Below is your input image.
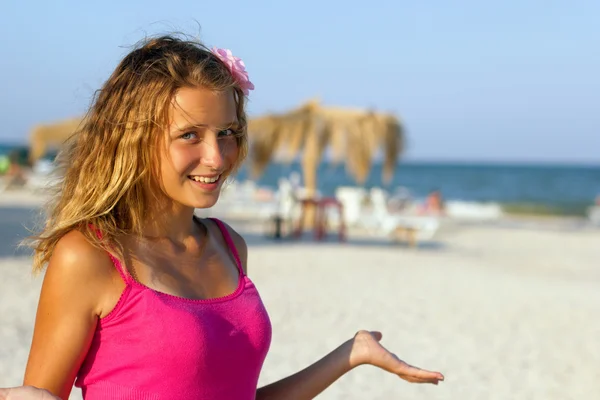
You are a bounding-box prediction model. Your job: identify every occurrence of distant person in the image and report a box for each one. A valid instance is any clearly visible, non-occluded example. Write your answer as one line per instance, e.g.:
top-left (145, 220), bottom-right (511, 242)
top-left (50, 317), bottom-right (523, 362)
top-left (3, 151), bottom-right (27, 189)
top-left (0, 155), bottom-right (9, 174)
top-left (420, 189), bottom-right (445, 216)
top-left (4, 35), bottom-right (443, 399)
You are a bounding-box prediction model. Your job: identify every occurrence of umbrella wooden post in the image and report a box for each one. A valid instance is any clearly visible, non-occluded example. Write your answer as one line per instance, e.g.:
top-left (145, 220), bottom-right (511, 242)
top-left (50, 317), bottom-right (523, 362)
top-left (316, 197), bottom-right (346, 242)
top-left (300, 127), bottom-right (319, 229)
top-left (301, 201), bottom-right (317, 230)
top-left (293, 198), bottom-right (321, 239)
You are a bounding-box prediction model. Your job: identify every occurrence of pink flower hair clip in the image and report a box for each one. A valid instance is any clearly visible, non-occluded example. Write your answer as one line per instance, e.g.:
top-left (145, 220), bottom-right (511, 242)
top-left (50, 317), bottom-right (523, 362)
top-left (211, 47), bottom-right (255, 96)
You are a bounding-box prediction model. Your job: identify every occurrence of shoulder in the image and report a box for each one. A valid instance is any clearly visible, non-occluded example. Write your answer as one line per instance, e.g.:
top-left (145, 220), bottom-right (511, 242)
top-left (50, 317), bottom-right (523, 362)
top-left (50, 230), bottom-right (115, 278)
top-left (45, 230), bottom-right (122, 316)
top-left (218, 220), bottom-right (247, 255)
top-left (205, 218), bottom-right (248, 273)
top-left (52, 230), bottom-right (105, 261)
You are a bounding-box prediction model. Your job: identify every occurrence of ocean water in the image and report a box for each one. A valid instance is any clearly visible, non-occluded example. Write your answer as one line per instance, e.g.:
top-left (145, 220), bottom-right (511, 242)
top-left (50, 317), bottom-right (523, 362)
top-left (2, 144), bottom-right (599, 216)
top-left (234, 161), bottom-right (600, 216)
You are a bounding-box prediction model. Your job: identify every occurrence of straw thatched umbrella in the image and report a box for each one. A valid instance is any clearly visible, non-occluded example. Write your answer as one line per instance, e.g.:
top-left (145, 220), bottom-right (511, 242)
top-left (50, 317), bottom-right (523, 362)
top-left (247, 99), bottom-right (404, 197)
top-left (29, 117), bottom-right (83, 163)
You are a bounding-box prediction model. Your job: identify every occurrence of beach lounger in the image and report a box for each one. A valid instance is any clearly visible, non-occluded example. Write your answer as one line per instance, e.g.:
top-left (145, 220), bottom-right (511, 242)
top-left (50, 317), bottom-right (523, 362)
top-left (368, 188), bottom-right (440, 246)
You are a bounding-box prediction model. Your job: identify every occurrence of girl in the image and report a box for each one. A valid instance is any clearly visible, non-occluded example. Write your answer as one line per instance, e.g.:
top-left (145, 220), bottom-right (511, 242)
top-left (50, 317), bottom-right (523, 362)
top-left (4, 35), bottom-right (443, 400)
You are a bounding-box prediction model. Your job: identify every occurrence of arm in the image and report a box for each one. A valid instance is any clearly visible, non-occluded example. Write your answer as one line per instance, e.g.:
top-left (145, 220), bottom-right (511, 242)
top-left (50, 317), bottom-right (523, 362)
top-left (23, 231), bottom-right (120, 399)
top-left (256, 331), bottom-right (444, 400)
top-left (255, 338), bottom-right (354, 400)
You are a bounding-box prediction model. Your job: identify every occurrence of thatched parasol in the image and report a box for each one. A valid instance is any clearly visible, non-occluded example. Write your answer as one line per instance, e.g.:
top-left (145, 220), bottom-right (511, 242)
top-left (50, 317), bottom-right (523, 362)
top-left (29, 117), bottom-right (83, 163)
top-left (247, 99), bottom-right (405, 196)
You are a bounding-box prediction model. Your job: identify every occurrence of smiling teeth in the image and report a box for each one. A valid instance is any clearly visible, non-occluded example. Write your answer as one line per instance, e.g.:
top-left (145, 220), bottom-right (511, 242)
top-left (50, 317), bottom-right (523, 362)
top-left (191, 175), bottom-right (219, 183)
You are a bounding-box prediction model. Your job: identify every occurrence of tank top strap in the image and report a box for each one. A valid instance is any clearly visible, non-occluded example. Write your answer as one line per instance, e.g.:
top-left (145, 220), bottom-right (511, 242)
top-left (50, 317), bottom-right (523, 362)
top-left (105, 253), bottom-right (134, 284)
top-left (89, 224), bottom-right (134, 284)
top-left (208, 217), bottom-right (244, 276)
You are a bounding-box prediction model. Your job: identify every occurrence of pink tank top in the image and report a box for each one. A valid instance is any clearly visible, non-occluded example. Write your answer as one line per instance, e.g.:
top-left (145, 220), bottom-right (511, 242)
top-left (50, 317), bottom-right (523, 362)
top-left (75, 218), bottom-right (272, 399)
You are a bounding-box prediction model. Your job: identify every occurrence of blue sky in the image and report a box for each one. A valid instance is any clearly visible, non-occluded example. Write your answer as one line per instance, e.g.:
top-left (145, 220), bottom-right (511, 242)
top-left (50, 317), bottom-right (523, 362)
top-left (1, 0), bottom-right (598, 163)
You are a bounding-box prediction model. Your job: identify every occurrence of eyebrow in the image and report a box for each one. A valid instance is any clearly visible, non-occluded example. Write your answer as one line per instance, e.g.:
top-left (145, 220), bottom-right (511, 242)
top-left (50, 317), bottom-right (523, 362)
top-left (172, 121), bottom-right (240, 133)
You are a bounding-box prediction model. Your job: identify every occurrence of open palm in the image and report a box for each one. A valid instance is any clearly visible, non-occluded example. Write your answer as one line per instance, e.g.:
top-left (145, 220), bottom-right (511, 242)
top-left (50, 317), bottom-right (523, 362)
top-left (351, 330), bottom-right (444, 384)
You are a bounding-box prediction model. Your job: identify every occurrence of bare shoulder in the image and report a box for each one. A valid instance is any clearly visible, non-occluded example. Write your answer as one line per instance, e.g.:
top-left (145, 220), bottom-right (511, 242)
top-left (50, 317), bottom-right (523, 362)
top-left (49, 230), bottom-right (116, 281)
top-left (45, 230), bottom-right (122, 316)
top-left (206, 218), bottom-right (248, 273)
top-left (218, 220), bottom-right (247, 252)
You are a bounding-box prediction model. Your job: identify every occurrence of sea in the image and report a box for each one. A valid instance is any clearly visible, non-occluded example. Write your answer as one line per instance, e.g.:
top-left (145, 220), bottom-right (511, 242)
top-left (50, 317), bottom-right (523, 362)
top-left (2, 143), bottom-right (599, 217)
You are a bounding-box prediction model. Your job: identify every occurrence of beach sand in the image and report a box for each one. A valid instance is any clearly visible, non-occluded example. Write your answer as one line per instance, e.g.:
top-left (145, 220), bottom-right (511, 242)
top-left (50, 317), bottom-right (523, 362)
top-left (0, 204), bottom-right (599, 399)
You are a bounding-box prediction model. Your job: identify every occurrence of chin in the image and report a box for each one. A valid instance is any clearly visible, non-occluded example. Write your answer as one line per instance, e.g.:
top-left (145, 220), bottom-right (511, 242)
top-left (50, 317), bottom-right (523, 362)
top-left (189, 192), bottom-right (222, 209)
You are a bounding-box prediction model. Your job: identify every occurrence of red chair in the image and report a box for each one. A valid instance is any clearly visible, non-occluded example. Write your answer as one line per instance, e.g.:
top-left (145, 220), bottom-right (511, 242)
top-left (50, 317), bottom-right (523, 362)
top-left (294, 197), bottom-right (346, 242)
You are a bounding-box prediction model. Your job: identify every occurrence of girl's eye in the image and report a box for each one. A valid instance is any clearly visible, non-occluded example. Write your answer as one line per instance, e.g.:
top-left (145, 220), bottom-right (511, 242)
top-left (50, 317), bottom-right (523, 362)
top-left (181, 132), bottom-right (198, 140)
top-left (218, 129), bottom-right (236, 138)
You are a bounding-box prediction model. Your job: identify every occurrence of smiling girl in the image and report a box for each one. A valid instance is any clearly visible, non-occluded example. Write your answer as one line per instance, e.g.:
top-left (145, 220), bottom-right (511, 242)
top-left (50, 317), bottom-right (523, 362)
top-left (2, 35), bottom-right (443, 400)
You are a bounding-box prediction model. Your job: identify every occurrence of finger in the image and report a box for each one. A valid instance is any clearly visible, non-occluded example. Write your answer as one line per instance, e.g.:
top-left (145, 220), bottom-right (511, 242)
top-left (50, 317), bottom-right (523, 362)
top-left (408, 378), bottom-right (440, 385)
top-left (369, 331), bottom-right (382, 341)
top-left (399, 375), bottom-right (442, 385)
top-left (395, 361), bottom-right (445, 381)
top-left (0, 388), bottom-right (7, 400)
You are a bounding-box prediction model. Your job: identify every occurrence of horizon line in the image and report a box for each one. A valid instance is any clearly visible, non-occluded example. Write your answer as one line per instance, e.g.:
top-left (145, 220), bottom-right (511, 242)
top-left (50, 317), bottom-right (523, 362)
top-left (1, 141), bottom-right (598, 168)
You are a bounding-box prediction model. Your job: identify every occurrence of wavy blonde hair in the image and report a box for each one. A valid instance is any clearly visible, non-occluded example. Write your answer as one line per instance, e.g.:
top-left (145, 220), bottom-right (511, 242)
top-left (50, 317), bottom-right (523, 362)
top-left (27, 34), bottom-right (249, 273)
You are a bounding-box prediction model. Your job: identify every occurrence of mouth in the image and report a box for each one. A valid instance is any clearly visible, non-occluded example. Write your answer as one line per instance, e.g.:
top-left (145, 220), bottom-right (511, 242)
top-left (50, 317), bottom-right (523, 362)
top-left (188, 174), bottom-right (222, 191)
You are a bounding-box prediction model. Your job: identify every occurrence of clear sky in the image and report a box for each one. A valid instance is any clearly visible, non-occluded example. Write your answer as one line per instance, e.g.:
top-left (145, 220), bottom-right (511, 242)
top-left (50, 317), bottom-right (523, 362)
top-left (1, 0), bottom-right (598, 163)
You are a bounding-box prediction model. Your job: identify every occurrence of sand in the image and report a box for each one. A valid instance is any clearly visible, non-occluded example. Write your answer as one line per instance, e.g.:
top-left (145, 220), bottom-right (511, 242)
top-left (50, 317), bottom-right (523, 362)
top-left (0, 205), bottom-right (599, 399)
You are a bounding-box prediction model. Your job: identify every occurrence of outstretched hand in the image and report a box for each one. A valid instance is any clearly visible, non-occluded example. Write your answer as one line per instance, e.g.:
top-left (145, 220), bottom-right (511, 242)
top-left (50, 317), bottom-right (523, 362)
top-left (0, 386), bottom-right (60, 400)
top-left (349, 330), bottom-right (444, 385)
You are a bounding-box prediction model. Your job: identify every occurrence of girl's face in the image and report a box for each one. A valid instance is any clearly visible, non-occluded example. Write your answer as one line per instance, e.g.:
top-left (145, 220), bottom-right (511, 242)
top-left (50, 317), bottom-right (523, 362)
top-left (159, 86), bottom-right (240, 209)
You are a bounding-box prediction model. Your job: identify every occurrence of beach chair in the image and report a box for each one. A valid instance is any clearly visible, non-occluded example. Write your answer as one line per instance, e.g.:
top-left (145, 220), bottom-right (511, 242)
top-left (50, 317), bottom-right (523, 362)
top-left (588, 206), bottom-right (600, 226)
top-left (368, 188), bottom-right (440, 246)
top-left (334, 187), bottom-right (368, 227)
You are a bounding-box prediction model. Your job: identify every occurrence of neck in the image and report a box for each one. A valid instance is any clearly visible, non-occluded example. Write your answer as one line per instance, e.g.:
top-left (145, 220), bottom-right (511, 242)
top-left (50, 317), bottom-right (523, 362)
top-left (142, 200), bottom-right (198, 242)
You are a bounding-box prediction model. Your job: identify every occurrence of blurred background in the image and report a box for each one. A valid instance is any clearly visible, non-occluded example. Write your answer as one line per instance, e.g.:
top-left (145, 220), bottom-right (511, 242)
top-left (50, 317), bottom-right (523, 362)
top-left (1, 1), bottom-right (599, 399)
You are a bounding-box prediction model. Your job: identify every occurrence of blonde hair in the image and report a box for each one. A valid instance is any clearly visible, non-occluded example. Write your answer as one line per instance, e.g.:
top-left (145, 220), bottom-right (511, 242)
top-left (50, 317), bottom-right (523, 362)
top-left (27, 34), bottom-right (249, 273)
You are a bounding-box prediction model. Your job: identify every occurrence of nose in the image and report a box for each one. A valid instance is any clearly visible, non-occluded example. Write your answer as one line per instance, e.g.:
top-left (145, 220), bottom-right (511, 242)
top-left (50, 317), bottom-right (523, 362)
top-left (200, 132), bottom-right (225, 170)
